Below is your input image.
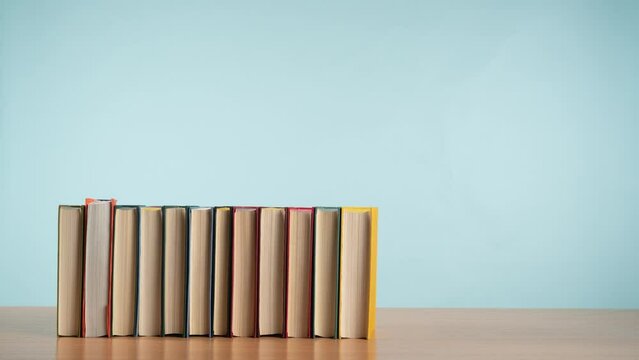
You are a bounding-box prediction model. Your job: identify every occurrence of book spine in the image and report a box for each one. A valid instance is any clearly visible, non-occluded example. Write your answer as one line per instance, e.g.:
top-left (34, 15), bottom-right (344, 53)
top-left (307, 208), bottom-right (315, 338)
top-left (367, 208), bottom-right (378, 339)
top-left (109, 207), bottom-right (117, 338)
top-left (160, 206), bottom-right (167, 337)
top-left (254, 207), bottom-right (260, 338)
top-left (134, 206), bottom-right (142, 337)
top-left (184, 207), bottom-right (191, 338)
top-left (229, 207), bottom-right (236, 337)
top-left (283, 208), bottom-right (290, 338)
top-left (57, 206), bottom-right (61, 336)
top-left (107, 199), bottom-right (116, 338)
top-left (335, 208), bottom-right (342, 339)
top-left (209, 208), bottom-right (215, 338)
top-left (337, 207), bottom-right (343, 339)
top-left (227, 207), bottom-right (234, 337)
top-left (81, 199), bottom-right (92, 338)
top-left (310, 208), bottom-right (317, 339)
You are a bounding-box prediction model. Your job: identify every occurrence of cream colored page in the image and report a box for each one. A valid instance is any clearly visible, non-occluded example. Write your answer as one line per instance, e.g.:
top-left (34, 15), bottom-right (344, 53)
top-left (189, 208), bottom-right (212, 335)
top-left (213, 208), bottom-right (231, 335)
top-left (138, 208), bottom-right (162, 336)
top-left (58, 207), bottom-right (83, 336)
top-left (339, 211), bottom-right (371, 338)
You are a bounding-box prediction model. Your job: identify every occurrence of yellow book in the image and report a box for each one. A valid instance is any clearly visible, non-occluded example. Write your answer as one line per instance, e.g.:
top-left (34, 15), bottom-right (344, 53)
top-left (338, 207), bottom-right (378, 339)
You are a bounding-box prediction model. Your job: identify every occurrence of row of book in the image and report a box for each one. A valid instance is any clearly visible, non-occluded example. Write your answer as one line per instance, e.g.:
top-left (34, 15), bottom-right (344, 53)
top-left (57, 198), bottom-right (378, 339)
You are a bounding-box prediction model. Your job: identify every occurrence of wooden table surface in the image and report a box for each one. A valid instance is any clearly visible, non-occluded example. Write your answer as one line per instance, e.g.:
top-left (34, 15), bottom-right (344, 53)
top-left (0, 308), bottom-right (637, 359)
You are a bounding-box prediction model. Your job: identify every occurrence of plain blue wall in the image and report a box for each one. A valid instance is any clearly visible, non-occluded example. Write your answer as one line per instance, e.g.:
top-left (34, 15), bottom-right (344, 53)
top-left (1, 0), bottom-right (637, 307)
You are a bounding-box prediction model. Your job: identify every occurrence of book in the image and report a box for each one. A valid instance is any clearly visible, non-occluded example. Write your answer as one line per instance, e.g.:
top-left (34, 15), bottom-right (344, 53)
top-left (285, 207), bottom-right (314, 338)
top-left (82, 198), bottom-right (116, 338)
top-left (212, 207), bottom-right (232, 336)
top-left (111, 206), bottom-right (139, 336)
top-left (138, 206), bottom-right (163, 336)
top-left (313, 207), bottom-right (340, 338)
top-left (57, 200), bottom-right (378, 341)
top-left (57, 205), bottom-right (84, 337)
top-left (338, 207), bottom-right (378, 339)
top-left (230, 207), bottom-right (258, 337)
top-left (162, 206), bottom-right (188, 337)
top-left (188, 207), bottom-right (213, 336)
top-left (258, 207), bottom-right (286, 336)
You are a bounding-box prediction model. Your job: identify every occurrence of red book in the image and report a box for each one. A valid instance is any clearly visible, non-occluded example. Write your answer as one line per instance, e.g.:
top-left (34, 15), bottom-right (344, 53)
top-left (284, 207), bottom-right (314, 338)
top-left (81, 198), bottom-right (116, 337)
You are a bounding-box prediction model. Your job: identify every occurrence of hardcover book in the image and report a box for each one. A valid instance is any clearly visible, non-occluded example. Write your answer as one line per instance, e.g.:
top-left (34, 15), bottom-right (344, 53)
top-left (162, 206), bottom-right (188, 337)
top-left (285, 207), bottom-right (314, 338)
top-left (57, 201), bottom-right (378, 341)
top-left (212, 207), bottom-right (232, 336)
top-left (230, 207), bottom-right (258, 337)
top-left (338, 207), bottom-right (378, 339)
top-left (138, 206), bottom-right (163, 336)
top-left (57, 205), bottom-right (84, 337)
top-left (258, 207), bottom-right (286, 336)
top-left (188, 207), bottom-right (213, 336)
top-left (82, 198), bottom-right (116, 338)
top-left (111, 206), bottom-right (139, 336)
top-left (313, 207), bottom-right (340, 338)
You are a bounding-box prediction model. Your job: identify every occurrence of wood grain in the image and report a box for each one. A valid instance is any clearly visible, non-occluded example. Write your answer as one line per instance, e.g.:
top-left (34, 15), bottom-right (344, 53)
top-left (0, 308), bottom-right (637, 359)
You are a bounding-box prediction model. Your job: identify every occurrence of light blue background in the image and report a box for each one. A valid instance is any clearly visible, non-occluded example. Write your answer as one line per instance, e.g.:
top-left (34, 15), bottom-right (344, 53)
top-left (1, 0), bottom-right (637, 308)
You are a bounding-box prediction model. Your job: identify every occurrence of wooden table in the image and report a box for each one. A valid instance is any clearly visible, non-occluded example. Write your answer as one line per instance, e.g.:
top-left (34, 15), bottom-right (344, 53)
top-left (0, 308), bottom-right (637, 359)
